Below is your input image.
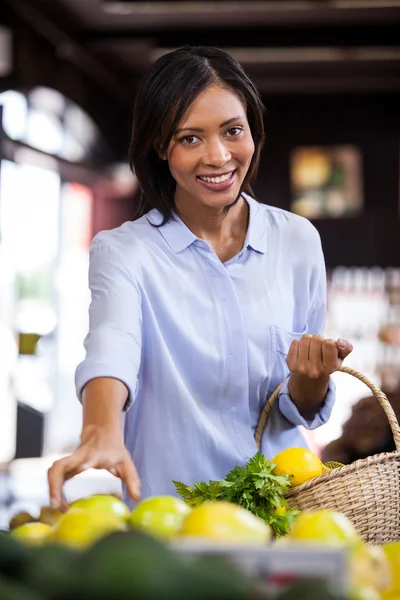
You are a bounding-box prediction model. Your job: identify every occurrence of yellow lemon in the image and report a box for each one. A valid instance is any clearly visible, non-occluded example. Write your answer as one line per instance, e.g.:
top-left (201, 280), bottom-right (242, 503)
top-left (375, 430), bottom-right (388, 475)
top-left (288, 510), bottom-right (361, 547)
top-left (50, 508), bottom-right (126, 549)
top-left (351, 586), bottom-right (381, 600)
top-left (129, 495), bottom-right (191, 540)
top-left (11, 522), bottom-right (52, 545)
top-left (70, 494), bottom-right (130, 522)
top-left (381, 542), bottom-right (400, 598)
top-left (179, 501), bottom-right (271, 544)
top-left (351, 543), bottom-right (391, 592)
top-left (272, 447), bottom-right (323, 486)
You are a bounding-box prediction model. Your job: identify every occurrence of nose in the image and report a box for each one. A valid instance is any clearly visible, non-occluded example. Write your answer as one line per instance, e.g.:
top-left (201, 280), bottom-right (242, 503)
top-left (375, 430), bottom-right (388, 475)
top-left (202, 137), bottom-right (231, 167)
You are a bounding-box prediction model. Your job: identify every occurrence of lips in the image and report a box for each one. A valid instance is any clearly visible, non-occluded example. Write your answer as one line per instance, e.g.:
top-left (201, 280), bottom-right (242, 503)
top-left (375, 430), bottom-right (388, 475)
top-left (196, 170), bottom-right (236, 192)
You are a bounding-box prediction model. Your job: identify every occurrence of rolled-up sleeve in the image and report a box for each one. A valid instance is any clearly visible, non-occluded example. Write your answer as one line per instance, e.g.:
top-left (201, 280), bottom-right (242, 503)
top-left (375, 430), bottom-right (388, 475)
top-left (277, 226), bottom-right (336, 429)
top-left (75, 237), bottom-right (142, 410)
top-left (278, 377), bottom-right (336, 430)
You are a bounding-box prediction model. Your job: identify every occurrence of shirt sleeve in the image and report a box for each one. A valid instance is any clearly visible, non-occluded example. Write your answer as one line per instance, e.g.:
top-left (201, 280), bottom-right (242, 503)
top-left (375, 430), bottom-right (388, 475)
top-left (277, 228), bottom-right (336, 430)
top-left (75, 238), bottom-right (142, 410)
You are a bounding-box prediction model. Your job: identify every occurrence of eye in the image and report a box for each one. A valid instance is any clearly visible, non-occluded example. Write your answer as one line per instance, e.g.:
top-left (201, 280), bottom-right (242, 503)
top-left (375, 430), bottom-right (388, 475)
top-left (179, 135), bottom-right (200, 145)
top-left (226, 126), bottom-right (243, 137)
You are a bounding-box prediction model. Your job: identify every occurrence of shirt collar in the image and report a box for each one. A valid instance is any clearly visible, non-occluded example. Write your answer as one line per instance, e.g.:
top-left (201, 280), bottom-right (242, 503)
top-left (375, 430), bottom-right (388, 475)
top-left (242, 193), bottom-right (266, 254)
top-left (146, 193), bottom-right (266, 255)
top-left (146, 210), bottom-right (197, 253)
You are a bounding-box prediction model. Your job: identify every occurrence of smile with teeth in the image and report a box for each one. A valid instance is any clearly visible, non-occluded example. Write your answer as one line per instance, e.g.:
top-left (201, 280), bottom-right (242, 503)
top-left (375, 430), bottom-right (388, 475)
top-left (198, 171), bottom-right (235, 184)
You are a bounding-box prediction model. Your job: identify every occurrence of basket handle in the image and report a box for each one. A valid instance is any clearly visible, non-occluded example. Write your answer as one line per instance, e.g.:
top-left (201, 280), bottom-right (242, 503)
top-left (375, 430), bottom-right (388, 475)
top-left (254, 365), bottom-right (400, 452)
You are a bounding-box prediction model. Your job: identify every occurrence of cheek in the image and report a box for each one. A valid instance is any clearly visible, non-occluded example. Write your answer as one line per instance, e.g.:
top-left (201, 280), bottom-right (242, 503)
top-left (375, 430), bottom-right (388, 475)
top-left (239, 134), bottom-right (255, 165)
top-left (168, 147), bottom-right (197, 179)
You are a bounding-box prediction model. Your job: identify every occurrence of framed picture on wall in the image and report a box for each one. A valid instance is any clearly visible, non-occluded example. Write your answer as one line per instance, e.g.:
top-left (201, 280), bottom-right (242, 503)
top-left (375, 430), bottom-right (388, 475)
top-left (290, 145), bottom-right (363, 219)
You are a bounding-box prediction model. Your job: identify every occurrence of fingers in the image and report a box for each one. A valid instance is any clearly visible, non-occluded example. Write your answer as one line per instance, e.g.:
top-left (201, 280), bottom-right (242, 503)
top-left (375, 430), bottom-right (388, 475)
top-left (286, 338), bottom-right (299, 372)
top-left (48, 445), bottom-right (142, 512)
top-left (309, 335), bottom-right (323, 378)
top-left (297, 334), bottom-right (312, 371)
top-left (48, 454), bottom-right (87, 512)
top-left (117, 455), bottom-right (142, 502)
top-left (286, 333), bottom-right (353, 378)
top-left (321, 338), bottom-right (340, 373)
top-left (336, 338), bottom-right (353, 361)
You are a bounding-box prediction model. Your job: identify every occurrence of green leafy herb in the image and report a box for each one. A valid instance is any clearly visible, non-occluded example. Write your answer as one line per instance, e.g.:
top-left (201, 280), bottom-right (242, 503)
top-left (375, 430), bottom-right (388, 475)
top-left (173, 452), bottom-right (299, 537)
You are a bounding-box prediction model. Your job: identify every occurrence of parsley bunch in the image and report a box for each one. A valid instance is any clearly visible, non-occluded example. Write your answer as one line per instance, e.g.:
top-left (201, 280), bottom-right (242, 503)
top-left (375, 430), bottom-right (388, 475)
top-left (173, 452), bottom-right (299, 537)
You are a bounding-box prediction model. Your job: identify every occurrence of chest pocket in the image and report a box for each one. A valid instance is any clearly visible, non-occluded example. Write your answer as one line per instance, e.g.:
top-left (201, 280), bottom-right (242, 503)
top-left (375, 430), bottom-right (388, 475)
top-left (270, 324), bottom-right (308, 391)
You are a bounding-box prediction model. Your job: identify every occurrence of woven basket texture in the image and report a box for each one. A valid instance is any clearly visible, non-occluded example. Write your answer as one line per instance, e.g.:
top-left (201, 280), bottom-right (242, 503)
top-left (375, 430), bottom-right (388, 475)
top-left (255, 365), bottom-right (400, 544)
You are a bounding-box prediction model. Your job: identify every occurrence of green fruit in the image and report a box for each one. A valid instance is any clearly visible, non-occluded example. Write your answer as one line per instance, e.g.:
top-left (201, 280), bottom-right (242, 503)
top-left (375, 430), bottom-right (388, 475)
top-left (0, 574), bottom-right (43, 600)
top-left (21, 543), bottom-right (80, 599)
top-left (129, 496), bottom-right (191, 539)
top-left (70, 495), bottom-right (130, 521)
top-left (76, 530), bottom-right (251, 600)
top-left (0, 532), bottom-right (31, 580)
top-left (75, 530), bottom-right (186, 600)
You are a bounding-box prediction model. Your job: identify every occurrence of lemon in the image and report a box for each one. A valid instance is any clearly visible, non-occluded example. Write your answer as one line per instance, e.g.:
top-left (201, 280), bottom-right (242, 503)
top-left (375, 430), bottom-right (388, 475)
top-left (179, 501), bottom-right (271, 544)
top-left (381, 542), bottom-right (400, 598)
top-left (324, 461), bottom-right (345, 470)
top-left (50, 508), bottom-right (126, 549)
top-left (351, 586), bottom-right (382, 600)
top-left (288, 510), bottom-right (361, 547)
top-left (272, 447), bottom-right (323, 486)
top-left (129, 495), bottom-right (191, 540)
top-left (11, 522), bottom-right (52, 545)
top-left (351, 543), bottom-right (391, 592)
top-left (70, 494), bottom-right (130, 522)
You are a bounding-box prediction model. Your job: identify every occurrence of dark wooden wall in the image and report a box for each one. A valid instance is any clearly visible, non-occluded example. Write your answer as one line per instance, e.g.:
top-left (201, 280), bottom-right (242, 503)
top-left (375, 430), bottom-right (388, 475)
top-left (254, 93), bottom-right (400, 268)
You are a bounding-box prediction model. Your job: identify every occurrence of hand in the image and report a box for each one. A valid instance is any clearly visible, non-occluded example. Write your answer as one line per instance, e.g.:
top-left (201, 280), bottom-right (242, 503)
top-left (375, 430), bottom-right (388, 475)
top-left (47, 427), bottom-right (141, 512)
top-left (286, 334), bottom-right (353, 379)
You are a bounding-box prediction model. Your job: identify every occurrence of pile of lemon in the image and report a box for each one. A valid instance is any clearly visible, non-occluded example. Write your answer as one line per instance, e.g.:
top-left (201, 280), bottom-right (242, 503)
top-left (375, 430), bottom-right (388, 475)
top-left (10, 493), bottom-right (271, 550)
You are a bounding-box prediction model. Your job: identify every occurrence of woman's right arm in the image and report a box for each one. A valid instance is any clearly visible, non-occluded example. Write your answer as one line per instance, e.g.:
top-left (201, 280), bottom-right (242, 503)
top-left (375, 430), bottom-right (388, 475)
top-left (48, 237), bottom-right (143, 511)
top-left (48, 376), bottom-right (141, 511)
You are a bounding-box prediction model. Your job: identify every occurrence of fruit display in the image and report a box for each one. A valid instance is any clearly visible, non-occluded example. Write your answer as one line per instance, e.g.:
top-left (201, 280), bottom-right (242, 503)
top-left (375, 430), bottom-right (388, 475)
top-left (4, 489), bottom-right (399, 599)
top-left (3, 445), bottom-right (399, 599)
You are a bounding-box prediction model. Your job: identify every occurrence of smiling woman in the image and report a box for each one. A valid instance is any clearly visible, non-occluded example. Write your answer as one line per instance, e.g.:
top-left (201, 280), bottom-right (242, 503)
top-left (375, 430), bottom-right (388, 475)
top-left (47, 46), bottom-right (353, 511)
top-left (129, 46), bottom-right (264, 227)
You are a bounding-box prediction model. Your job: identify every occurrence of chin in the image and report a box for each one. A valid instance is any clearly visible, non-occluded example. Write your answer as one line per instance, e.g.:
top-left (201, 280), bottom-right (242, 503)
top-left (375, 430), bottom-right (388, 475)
top-left (202, 188), bottom-right (243, 208)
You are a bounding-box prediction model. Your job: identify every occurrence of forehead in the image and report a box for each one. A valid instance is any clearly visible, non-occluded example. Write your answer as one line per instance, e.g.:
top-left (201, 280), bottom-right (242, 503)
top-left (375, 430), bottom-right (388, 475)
top-left (178, 84), bottom-right (246, 125)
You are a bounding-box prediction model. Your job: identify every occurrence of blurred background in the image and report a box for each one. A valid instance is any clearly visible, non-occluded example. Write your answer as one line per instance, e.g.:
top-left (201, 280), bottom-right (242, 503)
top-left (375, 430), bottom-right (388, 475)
top-left (0, 0), bottom-right (400, 525)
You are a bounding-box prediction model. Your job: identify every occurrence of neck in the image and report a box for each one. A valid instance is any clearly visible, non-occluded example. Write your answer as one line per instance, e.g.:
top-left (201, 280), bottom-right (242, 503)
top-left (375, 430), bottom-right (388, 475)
top-left (175, 194), bottom-right (248, 243)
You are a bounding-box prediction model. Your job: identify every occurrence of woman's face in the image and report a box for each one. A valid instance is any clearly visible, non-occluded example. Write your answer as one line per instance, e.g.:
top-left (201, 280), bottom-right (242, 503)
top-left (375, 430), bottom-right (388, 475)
top-left (166, 84), bottom-right (255, 212)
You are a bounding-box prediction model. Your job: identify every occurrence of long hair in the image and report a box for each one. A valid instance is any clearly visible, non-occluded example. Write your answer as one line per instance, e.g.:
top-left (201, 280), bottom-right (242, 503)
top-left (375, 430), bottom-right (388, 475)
top-left (129, 46), bottom-right (265, 225)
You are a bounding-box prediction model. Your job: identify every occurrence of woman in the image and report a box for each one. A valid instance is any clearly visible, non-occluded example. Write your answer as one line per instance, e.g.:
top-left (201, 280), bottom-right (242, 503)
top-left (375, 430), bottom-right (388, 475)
top-left (48, 46), bottom-right (352, 510)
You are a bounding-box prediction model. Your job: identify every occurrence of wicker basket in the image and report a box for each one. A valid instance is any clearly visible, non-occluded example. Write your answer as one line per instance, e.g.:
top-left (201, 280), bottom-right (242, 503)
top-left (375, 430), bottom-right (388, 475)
top-left (255, 365), bottom-right (400, 545)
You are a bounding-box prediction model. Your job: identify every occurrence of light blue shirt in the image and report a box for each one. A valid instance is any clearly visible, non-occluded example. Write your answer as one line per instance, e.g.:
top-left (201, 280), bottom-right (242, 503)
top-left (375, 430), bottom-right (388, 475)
top-left (75, 194), bottom-right (335, 507)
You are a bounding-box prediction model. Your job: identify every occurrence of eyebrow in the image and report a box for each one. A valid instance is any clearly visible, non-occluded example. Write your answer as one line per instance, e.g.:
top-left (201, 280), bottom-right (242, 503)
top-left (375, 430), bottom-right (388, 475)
top-left (174, 115), bottom-right (244, 135)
